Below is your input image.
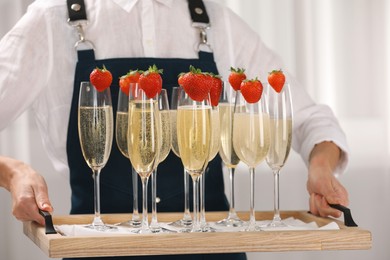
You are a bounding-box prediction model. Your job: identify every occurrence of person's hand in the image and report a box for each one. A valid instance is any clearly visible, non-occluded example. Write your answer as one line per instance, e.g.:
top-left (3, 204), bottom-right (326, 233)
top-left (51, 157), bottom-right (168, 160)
top-left (1, 157), bottom-right (53, 225)
top-left (306, 142), bottom-right (349, 218)
top-left (307, 165), bottom-right (349, 218)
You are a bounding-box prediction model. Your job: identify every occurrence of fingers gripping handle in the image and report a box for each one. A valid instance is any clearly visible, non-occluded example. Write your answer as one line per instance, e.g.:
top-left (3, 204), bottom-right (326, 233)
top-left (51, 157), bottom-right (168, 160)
top-left (328, 204), bottom-right (358, 227)
top-left (38, 209), bottom-right (57, 234)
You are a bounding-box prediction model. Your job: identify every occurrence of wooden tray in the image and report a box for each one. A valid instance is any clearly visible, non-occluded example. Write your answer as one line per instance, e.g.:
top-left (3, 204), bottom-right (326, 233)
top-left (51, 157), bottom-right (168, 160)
top-left (23, 211), bottom-right (371, 258)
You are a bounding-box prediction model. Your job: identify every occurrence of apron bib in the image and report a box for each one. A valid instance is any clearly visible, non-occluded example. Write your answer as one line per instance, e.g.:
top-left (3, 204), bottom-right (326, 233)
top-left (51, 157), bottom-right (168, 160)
top-left (66, 50), bottom-right (229, 214)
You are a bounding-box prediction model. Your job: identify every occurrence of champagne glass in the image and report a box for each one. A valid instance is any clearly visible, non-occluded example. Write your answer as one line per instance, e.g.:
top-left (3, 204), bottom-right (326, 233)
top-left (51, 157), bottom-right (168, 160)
top-left (265, 82), bottom-right (293, 228)
top-left (216, 82), bottom-right (244, 227)
top-left (115, 84), bottom-right (141, 228)
top-left (177, 91), bottom-right (212, 232)
top-left (200, 105), bottom-right (220, 232)
top-left (127, 87), bottom-right (160, 234)
top-left (78, 81), bottom-right (116, 231)
top-left (169, 87), bottom-right (192, 231)
top-left (233, 90), bottom-right (270, 231)
top-left (150, 89), bottom-right (172, 232)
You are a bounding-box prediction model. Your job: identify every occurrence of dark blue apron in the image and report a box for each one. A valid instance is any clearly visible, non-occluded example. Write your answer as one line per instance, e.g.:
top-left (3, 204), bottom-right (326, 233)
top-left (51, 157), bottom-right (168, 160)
top-left (65, 51), bottom-right (246, 260)
top-left (65, 0), bottom-right (246, 259)
top-left (67, 50), bottom-right (231, 214)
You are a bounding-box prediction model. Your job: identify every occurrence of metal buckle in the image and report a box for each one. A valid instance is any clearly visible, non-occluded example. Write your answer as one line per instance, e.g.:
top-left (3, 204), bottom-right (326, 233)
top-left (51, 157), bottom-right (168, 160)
top-left (67, 20), bottom-right (95, 50)
top-left (192, 23), bottom-right (212, 52)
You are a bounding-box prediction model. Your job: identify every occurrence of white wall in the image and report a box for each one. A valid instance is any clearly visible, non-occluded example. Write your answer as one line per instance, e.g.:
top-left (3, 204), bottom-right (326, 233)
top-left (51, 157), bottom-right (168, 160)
top-left (1, 0), bottom-right (389, 259)
top-left (223, 1), bottom-right (390, 259)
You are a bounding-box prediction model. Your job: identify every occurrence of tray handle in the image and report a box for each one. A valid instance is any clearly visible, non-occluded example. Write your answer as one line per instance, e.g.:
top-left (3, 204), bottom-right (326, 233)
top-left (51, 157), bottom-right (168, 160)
top-left (328, 204), bottom-right (358, 227)
top-left (38, 209), bottom-right (57, 234)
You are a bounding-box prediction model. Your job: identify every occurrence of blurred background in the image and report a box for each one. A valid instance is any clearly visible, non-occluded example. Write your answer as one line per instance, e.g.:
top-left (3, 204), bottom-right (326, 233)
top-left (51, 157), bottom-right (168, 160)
top-left (0, 0), bottom-right (389, 259)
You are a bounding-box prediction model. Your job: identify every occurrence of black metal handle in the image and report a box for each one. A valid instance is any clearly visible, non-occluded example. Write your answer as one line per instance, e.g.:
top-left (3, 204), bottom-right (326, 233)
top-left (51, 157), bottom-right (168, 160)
top-left (38, 209), bottom-right (57, 234)
top-left (328, 204), bottom-right (358, 227)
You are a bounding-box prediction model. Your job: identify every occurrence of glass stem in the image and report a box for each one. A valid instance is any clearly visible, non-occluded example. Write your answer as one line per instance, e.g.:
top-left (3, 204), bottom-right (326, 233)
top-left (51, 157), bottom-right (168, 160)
top-left (140, 176), bottom-right (150, 232)
top-left (92, 169), bottom-right (103, 226)
top-left (151, 169), bottom-right (159, 229)
top-left (132, 167), bottom-right (140, 222)
top-left (273, 169), bottom-right (281, 222)
top-left (183, 169), bottom-right (192, 222)
top-left (200, 174), bottom-right (206, 228)
top-left (228, 167), bottom-right (238, 219)
top-left (248, 167), bottom-right (256, 230)
top-left (192, 175), bottom-right (201, 232)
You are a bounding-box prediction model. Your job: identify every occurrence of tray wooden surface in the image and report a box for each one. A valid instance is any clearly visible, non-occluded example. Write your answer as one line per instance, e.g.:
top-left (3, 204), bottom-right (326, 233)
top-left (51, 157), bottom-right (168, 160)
top-left (23, 211), bottom-right (371, 258)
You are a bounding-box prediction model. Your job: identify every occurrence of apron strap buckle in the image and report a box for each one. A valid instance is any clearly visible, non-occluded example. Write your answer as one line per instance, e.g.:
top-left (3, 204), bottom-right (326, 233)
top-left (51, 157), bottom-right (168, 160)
top-left (193, 23), bottom-right (212, 52)
top-left (67, 20), bottom-right (95, 50)
top-left (67, 0), bottom-right (94, 50)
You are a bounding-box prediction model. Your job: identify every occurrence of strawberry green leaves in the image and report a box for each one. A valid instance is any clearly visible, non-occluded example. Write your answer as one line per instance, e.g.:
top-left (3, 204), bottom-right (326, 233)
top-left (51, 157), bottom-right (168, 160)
top-left (139, 65), bottom-right (163, 99)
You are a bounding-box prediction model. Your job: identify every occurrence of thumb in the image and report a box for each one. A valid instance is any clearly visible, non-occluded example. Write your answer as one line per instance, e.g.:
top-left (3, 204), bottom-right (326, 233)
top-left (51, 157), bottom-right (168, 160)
top-left (34, 185), bottom-right (53, 213)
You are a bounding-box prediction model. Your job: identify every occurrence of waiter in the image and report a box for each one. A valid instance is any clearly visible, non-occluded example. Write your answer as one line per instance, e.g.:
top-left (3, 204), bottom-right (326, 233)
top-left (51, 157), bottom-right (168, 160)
top-left (0, 1), bottom-right (349, 260)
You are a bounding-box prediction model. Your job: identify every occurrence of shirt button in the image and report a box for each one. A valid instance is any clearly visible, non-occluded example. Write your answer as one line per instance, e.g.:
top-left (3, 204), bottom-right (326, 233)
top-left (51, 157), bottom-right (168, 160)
top-left (156, 197), bottom-right (161, 203)
top-left (145, 39), bottom-right (153, 46)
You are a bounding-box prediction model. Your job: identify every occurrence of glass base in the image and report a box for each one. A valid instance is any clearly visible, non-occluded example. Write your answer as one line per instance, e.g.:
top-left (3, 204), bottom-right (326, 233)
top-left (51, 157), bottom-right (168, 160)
top-left (216, 216), bottom-right (245, 227)
top-left (266, 219), bottom-right (287, 228)
top-left (131, 228), bottom-right (152, 234)
top-left (150, 224), bottom-right (162, 233)
top-left (200, 223), bottom-right (217, 232)
top-left (168, 219), bottom-right (192, 233)
top-left (116, 219), bottom-right (142, 228)
top-left (85, 224), bottom-right (118, 231)
top-left (149, 224), bottom-right (178, 233)
top-left (244, 224), bottom-right (262, 232)
top-left (168, 218), bottom-right (192, 229)
top-left (85, 216), bottom-right (118, 231)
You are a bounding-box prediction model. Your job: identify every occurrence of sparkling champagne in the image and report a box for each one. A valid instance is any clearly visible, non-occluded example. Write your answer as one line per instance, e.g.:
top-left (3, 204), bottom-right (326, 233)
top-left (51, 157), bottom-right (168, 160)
top-left (218, 103), bottom-right (240, 167)
top-left (170, 110), bottom-right (180, 157)
top-left (177, 106), bottom-right (211, 177)
top-left (158, 110), bottom-right (172, 162)
top-left (115, 111), bottom-right (129, 158)
top-left (128, 101), bottom-right (159, 178)
top-left (209, 109), bottom-right (220, 161)
top-left (78, 106), bottom-right (113, 170)
top-left (266, 118), bottom-right (292, 170)
top-left (233, 112), bottom-right (270, 168)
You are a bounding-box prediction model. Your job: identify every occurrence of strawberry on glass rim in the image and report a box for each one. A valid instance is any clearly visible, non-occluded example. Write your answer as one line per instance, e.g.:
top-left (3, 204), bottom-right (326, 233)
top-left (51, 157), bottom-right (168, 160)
top-left (89, 65), bottom-right (113, 92)
top-left (228, 67), bottom-right (246, 91)
top-left (119, 69), bottom-right (142, 96)
top-left (268, 69), bottom-right (286, 93)
top-left (138, 65), bottom-right (163, 99)
top-left (240, 78), bottom-right (263, 103)
top-left (209, 73), bottom-right (223, 106)
top-left (178, 65), bottom-right (212, 102)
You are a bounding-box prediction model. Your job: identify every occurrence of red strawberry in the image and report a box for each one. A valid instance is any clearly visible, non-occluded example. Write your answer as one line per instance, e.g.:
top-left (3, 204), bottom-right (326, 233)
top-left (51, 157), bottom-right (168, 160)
top-left (228, 67), bottom-right (246, 91)
top-left (240, 78), bottom-right (263, 103)
top-left (139, 65), bottom-right (163, 98)
top-left (178, 66), bottom-right (212, 102)
top-left (90, 65), bottom-right (113, 92)
top-left (209, 74), bottom-right (222, 106)
top-left (268, 69), bottom-right (286, 93)
top-left (119, 69), bottom-right (142, 96)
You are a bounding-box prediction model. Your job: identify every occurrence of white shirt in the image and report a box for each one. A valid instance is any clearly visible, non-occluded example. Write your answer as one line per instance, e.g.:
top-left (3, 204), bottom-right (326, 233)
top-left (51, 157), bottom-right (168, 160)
top-left (0, 0), bottom-right (349, 177)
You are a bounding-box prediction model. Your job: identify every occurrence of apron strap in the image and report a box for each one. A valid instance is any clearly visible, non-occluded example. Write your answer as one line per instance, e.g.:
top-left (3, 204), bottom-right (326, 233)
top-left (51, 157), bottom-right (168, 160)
top-left (67, 0), bottom-right (87, 22)
top-left (77, 49), bottom-right (95, 61)
top-left (68, 0), bottom-right (213, 56)
top-left (67, 0), bottom-right (95, 50)
top-left (187, 0), bottom-right (210, 25)
top-left (187, 0), bottom-right (212, 51)
top-left (66, 0), bottom-right (210, 25)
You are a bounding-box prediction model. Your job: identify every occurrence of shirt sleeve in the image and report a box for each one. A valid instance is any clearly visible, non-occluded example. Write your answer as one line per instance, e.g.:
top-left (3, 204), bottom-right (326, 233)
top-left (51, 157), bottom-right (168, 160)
top-left (210, 4), bottom-right (349, 174)
top-left (0, 3), bottom-right (51, 130)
